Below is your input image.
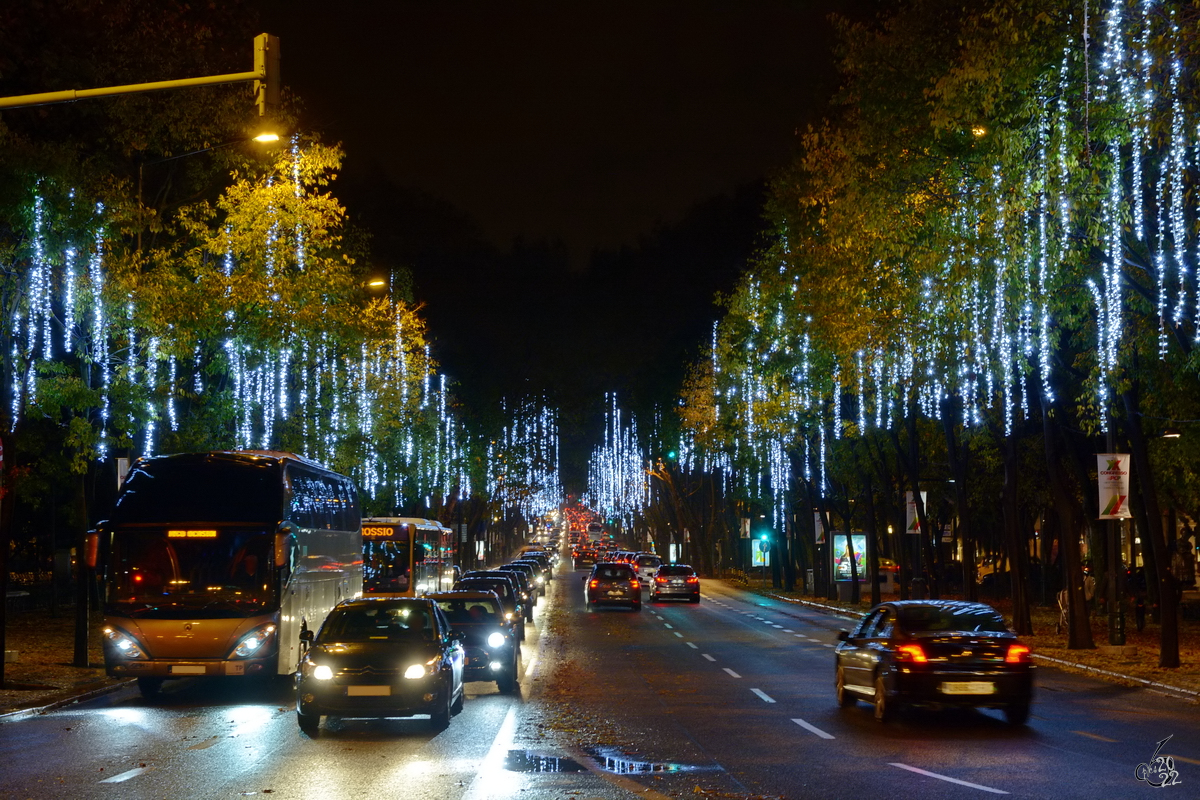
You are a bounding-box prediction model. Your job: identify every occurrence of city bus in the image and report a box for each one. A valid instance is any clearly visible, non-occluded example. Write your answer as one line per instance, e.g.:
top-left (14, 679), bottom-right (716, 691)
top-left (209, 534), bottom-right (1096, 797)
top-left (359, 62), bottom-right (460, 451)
top-left (89, 451), bottom-right (361, 697)
top-left (362, 517), bottom-right (456, 596)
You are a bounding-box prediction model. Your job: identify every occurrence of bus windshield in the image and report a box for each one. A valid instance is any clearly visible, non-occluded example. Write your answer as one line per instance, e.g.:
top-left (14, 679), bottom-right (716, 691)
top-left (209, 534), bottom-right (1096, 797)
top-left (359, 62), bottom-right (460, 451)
top-left (114, 456), bottom-right (278, 523)
top-left (106, 528), bottom-right (277, 619)
top-left (363, 539), bottom-right (412, 594)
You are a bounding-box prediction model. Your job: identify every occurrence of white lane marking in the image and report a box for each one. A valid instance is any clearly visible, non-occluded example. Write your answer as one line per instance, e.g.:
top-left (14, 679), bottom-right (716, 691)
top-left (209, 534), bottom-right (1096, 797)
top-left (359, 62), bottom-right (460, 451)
top-left (822, 643), bottom-right (834, 648)
top-left (889, 763), bottom-right (1009, 794)
top-left (794, 634), bottom-right (805, 638)
top-left (702, 654), bottom-right (716, 662)
top-left (750, 688), bottom-right (775, 703)
top-left (686, 642), bottom-right (698, 649)
top-left (186, 736), bottom-right (221, 750)
top-left (673, 632), bottom-right (683, 638)
top-left (524, 653), bottom-right (539, 678)
top-left (782, 629), bottom-right (794, 633)
top-left (772, 625), bottom-right (784, 629)
top-left (100, 768), bottom-right (147, 784)
top-left (664, 623), bottom-right (674, 629)
top-left (462, 705), bottom-right (519, 800)
top-left (791, 718), bottom-right (835, 740)
top-left (723, 668), bottom-right (741, 678)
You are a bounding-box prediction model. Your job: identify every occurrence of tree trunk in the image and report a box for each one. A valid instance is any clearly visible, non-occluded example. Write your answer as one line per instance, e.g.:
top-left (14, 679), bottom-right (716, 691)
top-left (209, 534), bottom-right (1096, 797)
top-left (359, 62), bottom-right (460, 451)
top-left (864, 474), bottom-right (881, 607)
top-left (1001, 431), bottom-right (1033, 635)
top-left (1123, 385), bottom-right (1180, 668)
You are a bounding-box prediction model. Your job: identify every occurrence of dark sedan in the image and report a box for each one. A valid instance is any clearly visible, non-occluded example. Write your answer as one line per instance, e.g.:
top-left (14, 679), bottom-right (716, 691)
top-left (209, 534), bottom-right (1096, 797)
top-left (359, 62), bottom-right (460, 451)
top-left (834, 600), bottom-right (1034, 724)
top-left (295, 597), bottom-right (465, 734)
top-left (428, 590), bottom-right (520, 694)
top-left (584, 562), bottom-right (641, 610)
top-left (454, 575), bottom-right (526, 640)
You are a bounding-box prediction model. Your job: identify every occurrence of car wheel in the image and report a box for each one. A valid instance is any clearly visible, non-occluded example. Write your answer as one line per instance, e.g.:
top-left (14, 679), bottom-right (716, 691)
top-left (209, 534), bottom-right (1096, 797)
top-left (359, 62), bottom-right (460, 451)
top-left (497, 664), bottom-right (518, 694)
top-left (836, 666), bottom-right (856, 707)
top-left (297, 709), bottom-right (320, 735)
top-left (873, 675), bottom-right (892, 722)
top-left (689, 594), bottom-right (700, 604)
top-left (1004, 700), bottom-right (1030, 725)
top-left (451, 682), bottom-right (465, 714)
top-left (430, 684), bottom-right (452, 731)
top-left (631, 602), bottom-right (641, 611)
top-left (137, 677), bottom-right (163, 699)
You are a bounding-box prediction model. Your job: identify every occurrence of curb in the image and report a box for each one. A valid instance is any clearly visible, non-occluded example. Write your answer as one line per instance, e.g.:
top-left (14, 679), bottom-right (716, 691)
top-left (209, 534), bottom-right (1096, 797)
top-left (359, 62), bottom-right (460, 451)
top-left (762, 591), bottom-right (1200, 702)
top-left (0, 679), bottom-right (133, 724)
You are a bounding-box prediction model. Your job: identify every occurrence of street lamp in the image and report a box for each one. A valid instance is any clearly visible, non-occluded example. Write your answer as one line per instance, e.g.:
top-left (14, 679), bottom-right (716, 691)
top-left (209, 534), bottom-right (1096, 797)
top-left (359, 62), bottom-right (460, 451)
top-left (137, 130), bottom-right (281, 251)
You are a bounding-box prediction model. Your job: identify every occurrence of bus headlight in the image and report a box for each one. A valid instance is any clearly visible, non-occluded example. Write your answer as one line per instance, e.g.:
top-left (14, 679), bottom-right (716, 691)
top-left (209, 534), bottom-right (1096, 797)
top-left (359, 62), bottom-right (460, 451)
top-left (487, 632), bottom-right (506, 649)
top-left (102, 626), bottom-right (147, 660)
top-left (232, 624), bottom-right (277, 658)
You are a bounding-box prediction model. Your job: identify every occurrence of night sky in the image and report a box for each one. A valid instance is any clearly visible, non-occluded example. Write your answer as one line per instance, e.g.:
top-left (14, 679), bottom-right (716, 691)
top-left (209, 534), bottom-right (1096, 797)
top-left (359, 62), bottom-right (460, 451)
top-left (250, 0), bottom-right (852, 483)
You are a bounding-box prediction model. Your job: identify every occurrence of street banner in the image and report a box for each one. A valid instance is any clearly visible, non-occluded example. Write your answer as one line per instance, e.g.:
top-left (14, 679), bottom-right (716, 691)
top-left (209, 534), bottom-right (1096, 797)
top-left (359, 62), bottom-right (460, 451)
top-left (814, 512), bottom-right (825, 544)
top-left (740, 517), bottom-right (750, 539)
top-left (905, 491), bottom-right (927, 534)
top-left (1097, 454), bottom-right (1132, 519)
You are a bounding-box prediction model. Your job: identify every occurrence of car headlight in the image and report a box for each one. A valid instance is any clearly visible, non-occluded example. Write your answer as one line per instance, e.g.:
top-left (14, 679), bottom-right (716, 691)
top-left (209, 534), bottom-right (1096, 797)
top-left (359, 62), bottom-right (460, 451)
top-left (312, 664), bottom-right (334, 681)
top-left (487, 632), bottom-right (506, 649)
top-left (505, 612), bottom-right (515, 621)
top-left (102, 626), bottom-right (147, 660)
top-left (232, 624), bottom-right (277, 658)
top-left (536, 576), bottom-right (545, 585)
top-left (404, 657), bottom-right (439, 680)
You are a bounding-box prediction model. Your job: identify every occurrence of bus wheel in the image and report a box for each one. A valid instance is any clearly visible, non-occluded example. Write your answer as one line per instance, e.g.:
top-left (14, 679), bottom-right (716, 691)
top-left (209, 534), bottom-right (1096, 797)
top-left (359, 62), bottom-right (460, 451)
top-left (137, 678), bottom-right (163, 699)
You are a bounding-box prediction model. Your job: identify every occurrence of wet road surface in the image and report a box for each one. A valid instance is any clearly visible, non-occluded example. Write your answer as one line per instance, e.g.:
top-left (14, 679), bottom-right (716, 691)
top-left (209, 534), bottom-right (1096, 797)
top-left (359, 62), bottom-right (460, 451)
top-left (1, 561), bottom-right (1197, 799)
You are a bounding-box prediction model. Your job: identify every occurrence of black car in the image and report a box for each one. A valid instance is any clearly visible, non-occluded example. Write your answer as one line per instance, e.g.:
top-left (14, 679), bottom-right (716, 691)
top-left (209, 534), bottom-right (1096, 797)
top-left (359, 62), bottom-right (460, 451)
top-left (510, 558), bottom-right (550, 595)
top-left (455, 574), bottom-right (527, 640)
top-left (834, 600), bottom-right (1034, 724)
top-left (295, 597), bottom-right (465, 734)
top-left (428, 590), bottom-right (520, 694)
top-left (584, 562), bottom-right (641, 611)
top-left (499, 563), bottom-right (541, 604)
top-left (649, 564), bottom-right (700, 603)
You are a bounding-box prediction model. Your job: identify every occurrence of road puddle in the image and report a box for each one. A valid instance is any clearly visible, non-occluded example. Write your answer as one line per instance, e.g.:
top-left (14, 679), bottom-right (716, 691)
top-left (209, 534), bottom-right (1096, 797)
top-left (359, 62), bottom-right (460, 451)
top-left (503, 750), bottom-right (587, 773)
top-left (586, 746), bottom-right (714, 774)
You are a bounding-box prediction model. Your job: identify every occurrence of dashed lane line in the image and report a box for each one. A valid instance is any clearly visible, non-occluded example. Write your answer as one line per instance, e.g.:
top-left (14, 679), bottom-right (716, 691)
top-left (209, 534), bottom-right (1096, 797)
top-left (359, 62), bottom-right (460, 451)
top-left (702, 654), bottom-right (716, 662)
top-left (686, 641), bottom-right (698, 649)
top-left (750, 688), bottom-right (775, 703)
top-left (723, 668), bottom-right (742, 678)
top-left (791, 718), bottom-right (835, 740)
top-left (100, 768), bottom-right (147, 784)
top-left (889, 763), bottom-right (1008, 795)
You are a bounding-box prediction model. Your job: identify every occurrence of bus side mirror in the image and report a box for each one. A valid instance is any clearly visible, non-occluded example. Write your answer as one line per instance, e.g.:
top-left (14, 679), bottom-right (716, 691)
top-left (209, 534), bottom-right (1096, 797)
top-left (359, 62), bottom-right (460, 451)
top-left (275, 522), bottom-right (297, 567)
top-left (85, 532), bottom-right (100, 569)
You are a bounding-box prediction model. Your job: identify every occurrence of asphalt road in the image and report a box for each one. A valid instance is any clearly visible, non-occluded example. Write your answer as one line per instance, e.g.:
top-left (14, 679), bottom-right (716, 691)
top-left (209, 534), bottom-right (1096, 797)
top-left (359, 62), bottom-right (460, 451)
top-left (0, 560), bottom-right (1196, 799)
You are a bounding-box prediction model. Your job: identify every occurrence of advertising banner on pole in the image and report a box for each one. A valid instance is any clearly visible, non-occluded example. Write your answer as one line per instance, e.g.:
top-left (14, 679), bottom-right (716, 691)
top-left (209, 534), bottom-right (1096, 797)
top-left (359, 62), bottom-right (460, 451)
top-left (905, 491), bottom-right (926, 534)
top-left (1097, 454), bottom-right (1132, 519)
top-left (814, 512), bottom-right (825, 544)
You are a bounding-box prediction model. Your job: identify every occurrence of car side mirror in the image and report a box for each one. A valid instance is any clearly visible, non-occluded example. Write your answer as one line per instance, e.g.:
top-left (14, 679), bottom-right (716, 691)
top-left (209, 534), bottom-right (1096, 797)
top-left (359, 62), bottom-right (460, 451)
top-left (581, 575), bottom-right (588, 581)
top-left (300, 629), bottom-right (315, 643)
top-left (837, 631), bottom-right (850, 642)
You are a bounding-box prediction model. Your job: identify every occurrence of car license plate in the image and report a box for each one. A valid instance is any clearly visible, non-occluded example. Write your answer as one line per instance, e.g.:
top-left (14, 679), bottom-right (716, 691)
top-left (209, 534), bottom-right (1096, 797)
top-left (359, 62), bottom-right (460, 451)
top-left (170, 665), bottom-right (206, 674)
top-left (671, 580), bottom-right (684, 586)
top-left (607, 590), bottom-right (624, 597)
top-left (347, 685), bottom-right (390, 696)
top-left (940, 681), bottom-right (995, 695)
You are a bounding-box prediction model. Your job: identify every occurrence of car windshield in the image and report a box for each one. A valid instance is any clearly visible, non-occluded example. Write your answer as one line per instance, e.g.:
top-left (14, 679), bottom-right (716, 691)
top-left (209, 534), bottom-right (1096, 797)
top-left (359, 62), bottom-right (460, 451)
top-left (435, 598), bottom-right (500, 624)
top-left (658, 565), bottom-right (694, 576)
top-left (898, 606), bottom-right (1007, 633)
top-left (637, 556), bottom-right (662, 568)
top-left (321, 604), bottom-right (433, 642)
top-left (457, 579), bottom-right (511, 600)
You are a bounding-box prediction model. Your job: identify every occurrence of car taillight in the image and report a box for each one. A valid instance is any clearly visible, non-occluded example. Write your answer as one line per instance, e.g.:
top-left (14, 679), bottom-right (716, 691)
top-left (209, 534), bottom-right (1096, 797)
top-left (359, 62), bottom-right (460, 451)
top-left (630, 579), bottom-right (640, 589)
top-left (1005, 643), bottom-right (1031, 664)
top-left (685, 576), bottom-right (699, 584)
top-left (655, 576), bottom-right (668, 583)
top-left (895, 644), bottom-right (927, 663)
top-left (589, 579), bottom-right (599, 589)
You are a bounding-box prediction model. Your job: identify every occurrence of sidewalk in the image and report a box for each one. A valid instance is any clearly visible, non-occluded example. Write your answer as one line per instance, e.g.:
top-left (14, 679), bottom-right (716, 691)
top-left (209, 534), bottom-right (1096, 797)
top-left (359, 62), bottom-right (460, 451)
top-left (761, 586), bottom-right (1200, 701)
top-left (0, 607), bottom-right (125, 718)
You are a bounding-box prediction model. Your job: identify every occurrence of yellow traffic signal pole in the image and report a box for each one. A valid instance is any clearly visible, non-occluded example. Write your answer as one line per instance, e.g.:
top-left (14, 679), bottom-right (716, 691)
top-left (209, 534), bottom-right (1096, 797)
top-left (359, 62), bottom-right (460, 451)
top-left (0, 33), bottom-right (279, 115)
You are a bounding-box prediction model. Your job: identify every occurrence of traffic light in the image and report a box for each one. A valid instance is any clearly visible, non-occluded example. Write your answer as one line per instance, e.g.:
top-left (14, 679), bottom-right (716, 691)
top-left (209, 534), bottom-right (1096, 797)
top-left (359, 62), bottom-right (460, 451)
top-left (254, 33), bottom-right (280, 117)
